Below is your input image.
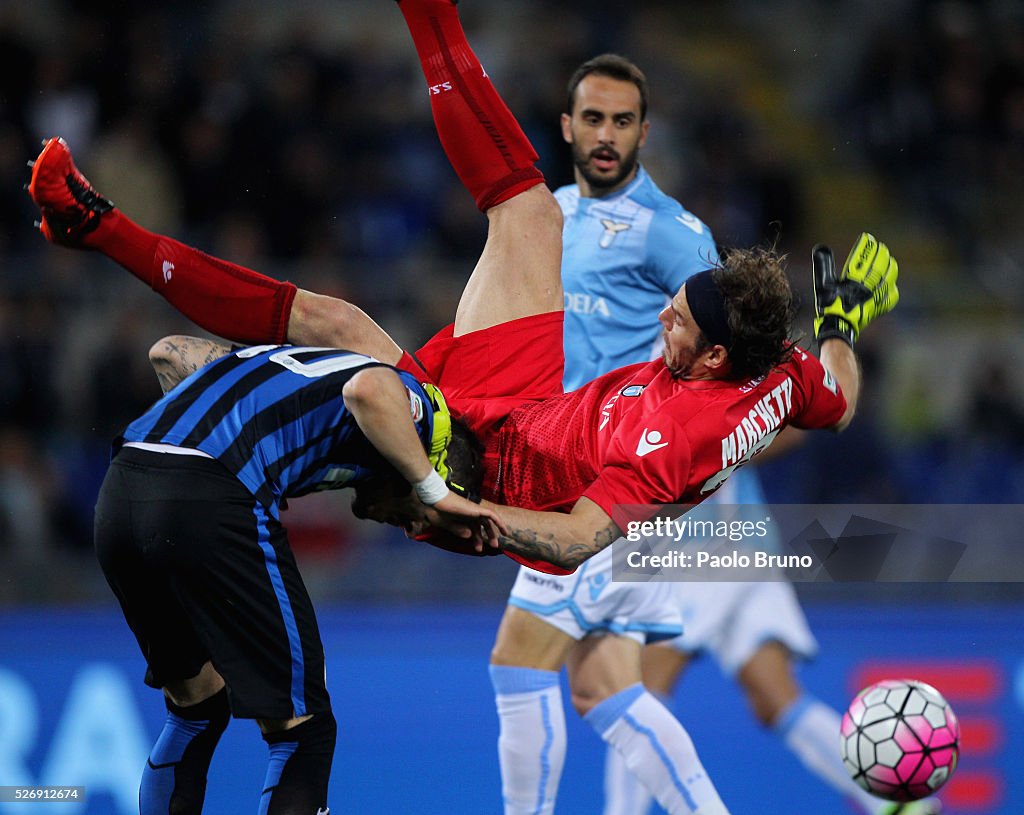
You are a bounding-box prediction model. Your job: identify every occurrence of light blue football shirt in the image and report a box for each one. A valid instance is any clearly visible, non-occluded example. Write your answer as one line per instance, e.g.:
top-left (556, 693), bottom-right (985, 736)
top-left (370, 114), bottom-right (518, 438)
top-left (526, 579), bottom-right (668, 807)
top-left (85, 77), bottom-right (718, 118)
top-left (555, 165), bottom-right (768, 508)
top-left (555, 164), bottom-right (718, 391)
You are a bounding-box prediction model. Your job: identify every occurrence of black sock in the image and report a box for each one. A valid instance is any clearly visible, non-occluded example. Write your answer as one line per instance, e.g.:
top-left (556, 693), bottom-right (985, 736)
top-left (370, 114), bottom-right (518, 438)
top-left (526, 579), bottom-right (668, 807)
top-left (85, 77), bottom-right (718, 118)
top-left (140, 688), bottom-right (231, 815)
top-left (260, 712), bottom-right (337, 815)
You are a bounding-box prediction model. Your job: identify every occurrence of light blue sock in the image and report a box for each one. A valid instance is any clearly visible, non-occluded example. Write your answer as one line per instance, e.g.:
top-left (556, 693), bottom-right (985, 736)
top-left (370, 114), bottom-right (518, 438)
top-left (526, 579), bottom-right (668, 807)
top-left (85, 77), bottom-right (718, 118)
top-left (776, 694), bottom-right (883, 814)
top-left (489, 666), bottom-right (566, 815)
top-left (603, 690), bottom-right (673, 815)
top-left (586, 683), bottom-right (728, 815)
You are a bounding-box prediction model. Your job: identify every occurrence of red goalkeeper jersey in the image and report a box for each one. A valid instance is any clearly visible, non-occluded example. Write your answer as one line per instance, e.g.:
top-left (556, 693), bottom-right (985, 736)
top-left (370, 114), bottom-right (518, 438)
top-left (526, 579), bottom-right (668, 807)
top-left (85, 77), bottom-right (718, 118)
top-left (408, 313), bottom-right (845, 573)
top-left (492, 345), bottom-right (845, 518)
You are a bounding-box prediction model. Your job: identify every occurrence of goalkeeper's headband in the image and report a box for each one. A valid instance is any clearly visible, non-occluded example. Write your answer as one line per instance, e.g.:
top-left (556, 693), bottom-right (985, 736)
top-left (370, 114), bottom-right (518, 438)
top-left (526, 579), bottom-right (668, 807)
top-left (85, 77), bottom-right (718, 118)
top-left (684, 269), bottom-right (732, 348)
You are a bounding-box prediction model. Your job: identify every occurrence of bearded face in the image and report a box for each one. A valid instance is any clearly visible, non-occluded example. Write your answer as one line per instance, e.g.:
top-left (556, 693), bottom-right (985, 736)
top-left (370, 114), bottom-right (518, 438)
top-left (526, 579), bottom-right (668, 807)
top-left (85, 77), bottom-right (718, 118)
top-left (561, 74), bottom-right (649, 197)
top-left (570, 136), bottom-right (642, 193)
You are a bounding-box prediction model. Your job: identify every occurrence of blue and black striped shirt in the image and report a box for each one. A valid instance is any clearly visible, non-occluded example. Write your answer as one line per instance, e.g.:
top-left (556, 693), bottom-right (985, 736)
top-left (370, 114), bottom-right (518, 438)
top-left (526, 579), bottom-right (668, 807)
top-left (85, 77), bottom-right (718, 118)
top-left (120, 345), bottom-right (434, 517)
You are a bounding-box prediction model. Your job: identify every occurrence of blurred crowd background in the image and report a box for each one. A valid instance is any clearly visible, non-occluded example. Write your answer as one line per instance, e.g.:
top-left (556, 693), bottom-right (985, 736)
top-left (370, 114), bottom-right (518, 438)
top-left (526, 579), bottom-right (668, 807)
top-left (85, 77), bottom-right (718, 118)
top-left (1, 0), bottom-right (1023, 604)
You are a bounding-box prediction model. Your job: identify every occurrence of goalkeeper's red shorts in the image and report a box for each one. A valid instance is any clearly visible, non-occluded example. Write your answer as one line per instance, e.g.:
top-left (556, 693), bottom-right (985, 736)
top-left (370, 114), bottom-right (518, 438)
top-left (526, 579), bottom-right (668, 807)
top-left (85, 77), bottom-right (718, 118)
top-left (397, 311), bottom-right (570, 575)
top-left (397, 310), bottom-right (564, 487)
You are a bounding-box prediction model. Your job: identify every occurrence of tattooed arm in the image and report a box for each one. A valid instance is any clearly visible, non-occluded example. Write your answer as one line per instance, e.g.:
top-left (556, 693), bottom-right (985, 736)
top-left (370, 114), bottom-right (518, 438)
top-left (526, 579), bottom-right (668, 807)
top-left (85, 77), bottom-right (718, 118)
top-left (148, 335), bottom-right (234, 393)
top-left (479, 497), bottom-right (620, 572)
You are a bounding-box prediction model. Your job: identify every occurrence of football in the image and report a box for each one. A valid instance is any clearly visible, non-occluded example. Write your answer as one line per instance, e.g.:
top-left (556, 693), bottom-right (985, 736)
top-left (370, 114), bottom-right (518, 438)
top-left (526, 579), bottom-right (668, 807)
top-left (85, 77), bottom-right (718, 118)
top-left (840, 678), bottom-right (960, 801)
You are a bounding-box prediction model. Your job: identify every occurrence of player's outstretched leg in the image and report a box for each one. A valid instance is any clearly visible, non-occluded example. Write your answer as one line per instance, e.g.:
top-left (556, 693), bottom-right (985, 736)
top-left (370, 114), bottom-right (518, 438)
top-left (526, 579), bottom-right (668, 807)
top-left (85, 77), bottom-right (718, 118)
top-left (27, 137), bottom-right (297, 344)
top-left (395, 0), bottom-right (562, 336)
top-left (395, 0), bottom-right (542, 212)
top-left (26, 137), bottom-right (404, 363)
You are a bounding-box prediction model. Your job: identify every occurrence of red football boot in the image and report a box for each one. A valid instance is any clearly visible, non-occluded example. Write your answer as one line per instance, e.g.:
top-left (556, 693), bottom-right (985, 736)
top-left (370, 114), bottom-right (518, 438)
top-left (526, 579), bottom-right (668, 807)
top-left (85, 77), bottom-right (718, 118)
top-left (27, 137), bottom-right (114, 248)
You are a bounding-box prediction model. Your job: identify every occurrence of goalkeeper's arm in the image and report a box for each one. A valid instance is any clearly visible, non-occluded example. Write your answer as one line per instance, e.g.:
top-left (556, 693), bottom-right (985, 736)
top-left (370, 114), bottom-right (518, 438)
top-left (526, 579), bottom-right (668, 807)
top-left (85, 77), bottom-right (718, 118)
top-left (811, 233), bottom-right (899, 432)
top-left (820, 338), bottom-right (860, 431)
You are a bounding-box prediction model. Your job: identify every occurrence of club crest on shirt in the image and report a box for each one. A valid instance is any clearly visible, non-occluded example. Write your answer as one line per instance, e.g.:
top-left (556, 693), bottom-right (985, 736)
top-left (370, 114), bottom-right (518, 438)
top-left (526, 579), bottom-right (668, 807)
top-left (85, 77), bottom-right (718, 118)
top-left (823, 369), bottom-right (838, 394)
top-left (599, 385), bottom-right (646, 431)
top-left (409, 392), bottom-right (425, 422)
top-left (598, 218), bottom-right (630, 249)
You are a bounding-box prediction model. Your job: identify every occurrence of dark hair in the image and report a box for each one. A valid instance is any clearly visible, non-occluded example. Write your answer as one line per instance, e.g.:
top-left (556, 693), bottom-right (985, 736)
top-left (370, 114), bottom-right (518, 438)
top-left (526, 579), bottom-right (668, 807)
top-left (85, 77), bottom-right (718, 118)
top-left (446, 419), bottom-right (485, 498)
top-left (350, 419), bottom-right (484, 520)
top-left (711, 246), bottom-right (797, 381)
top-left (566, 54), bottom-right (649, 121)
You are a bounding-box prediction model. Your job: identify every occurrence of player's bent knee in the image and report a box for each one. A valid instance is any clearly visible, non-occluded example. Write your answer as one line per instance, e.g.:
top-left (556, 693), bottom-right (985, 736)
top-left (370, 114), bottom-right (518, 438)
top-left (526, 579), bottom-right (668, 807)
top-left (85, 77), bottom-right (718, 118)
top-left (258, 712), bottom-right (314, 735)
top-left (530, 184), bottom-right (563, 229)
top-left (569, 687), bottom-right (604, 717)
top-left (743, 685), bottom-right (795, 728)
top-left (487, 184), bottom-right (563, 236)
top-left (258, 712), bottom-right (336, 814)
top-left (341, 366), bottom-right (391, 405)
top-left (748, 698), bottom-right (779, 728)
top-left (162, 662), bottom-right (225, 708)
top-left (489, 638), bottom-right (533, 668)
top-left (489, 637), bottom-right (564, 670)
top-left (529, 186), bottom-right (565, 238)
top-left (489, 607), bottom-right (574, 670)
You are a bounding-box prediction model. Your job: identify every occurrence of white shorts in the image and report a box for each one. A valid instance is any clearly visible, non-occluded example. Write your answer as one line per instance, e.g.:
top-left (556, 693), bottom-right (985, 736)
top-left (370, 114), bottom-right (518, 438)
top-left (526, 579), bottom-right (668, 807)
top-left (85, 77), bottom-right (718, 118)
top-left (507, 547), bottom-right (683, 644)
top-left (658, 580), bottom-right (818, 675)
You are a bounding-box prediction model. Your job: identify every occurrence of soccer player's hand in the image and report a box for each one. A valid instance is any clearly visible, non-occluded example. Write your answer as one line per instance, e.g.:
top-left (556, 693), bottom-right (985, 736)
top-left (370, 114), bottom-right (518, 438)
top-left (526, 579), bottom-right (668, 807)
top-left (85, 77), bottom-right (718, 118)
top-left (812, 233), bottom-right (899, 347)
top-left (428, 493), bottom-right (507, 553)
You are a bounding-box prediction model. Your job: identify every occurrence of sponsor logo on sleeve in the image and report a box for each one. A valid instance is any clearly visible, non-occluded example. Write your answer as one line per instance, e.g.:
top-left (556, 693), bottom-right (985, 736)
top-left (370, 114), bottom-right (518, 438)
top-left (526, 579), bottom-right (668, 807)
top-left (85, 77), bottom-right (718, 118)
top-left (675, 212), bottom-right (705, 235)
top-left (636, 428), bottom-right (669, 457)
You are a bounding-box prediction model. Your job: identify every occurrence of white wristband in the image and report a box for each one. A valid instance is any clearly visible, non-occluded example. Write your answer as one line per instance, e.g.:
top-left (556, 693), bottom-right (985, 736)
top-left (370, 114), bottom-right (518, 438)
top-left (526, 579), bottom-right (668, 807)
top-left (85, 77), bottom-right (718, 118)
top-left (413, 470), bottom-right (449, 505)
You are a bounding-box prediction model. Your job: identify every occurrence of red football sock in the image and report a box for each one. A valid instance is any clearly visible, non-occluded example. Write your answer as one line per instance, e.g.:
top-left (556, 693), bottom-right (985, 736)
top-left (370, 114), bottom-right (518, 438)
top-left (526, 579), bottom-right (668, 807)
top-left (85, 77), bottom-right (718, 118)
top-left (397, 0), bottom-right (544, 211)
top-left (89, 212), bottom-right (296, 344)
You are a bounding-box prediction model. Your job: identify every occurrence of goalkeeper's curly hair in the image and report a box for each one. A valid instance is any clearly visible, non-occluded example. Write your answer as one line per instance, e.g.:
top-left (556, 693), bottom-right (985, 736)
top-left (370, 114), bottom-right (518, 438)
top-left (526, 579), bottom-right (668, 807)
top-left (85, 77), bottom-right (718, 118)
top-left (713, 246), bottom-right (797, 381)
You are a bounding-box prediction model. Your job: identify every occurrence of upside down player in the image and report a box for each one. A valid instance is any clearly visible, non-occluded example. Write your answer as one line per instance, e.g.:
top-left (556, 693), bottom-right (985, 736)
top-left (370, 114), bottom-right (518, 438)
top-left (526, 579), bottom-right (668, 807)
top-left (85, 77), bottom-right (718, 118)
top-left (27, 1), bottom-right (899, 812)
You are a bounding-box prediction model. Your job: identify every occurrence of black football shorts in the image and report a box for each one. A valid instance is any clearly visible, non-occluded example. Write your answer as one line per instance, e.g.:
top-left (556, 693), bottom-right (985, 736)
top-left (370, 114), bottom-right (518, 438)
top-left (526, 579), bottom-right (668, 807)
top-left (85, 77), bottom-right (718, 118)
top-left (94, 447), bottom-right (330, 720)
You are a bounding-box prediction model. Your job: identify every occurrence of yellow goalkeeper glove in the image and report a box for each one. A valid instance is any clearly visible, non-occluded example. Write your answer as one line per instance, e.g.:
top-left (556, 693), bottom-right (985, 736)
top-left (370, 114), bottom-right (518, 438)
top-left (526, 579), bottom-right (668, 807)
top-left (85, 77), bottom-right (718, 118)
top-left (422, 382), bottom-right (479, 502)
top-left (812, 232), bottom-right (900, 347)
top-left (422, 382), bottom-right (453, 482)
